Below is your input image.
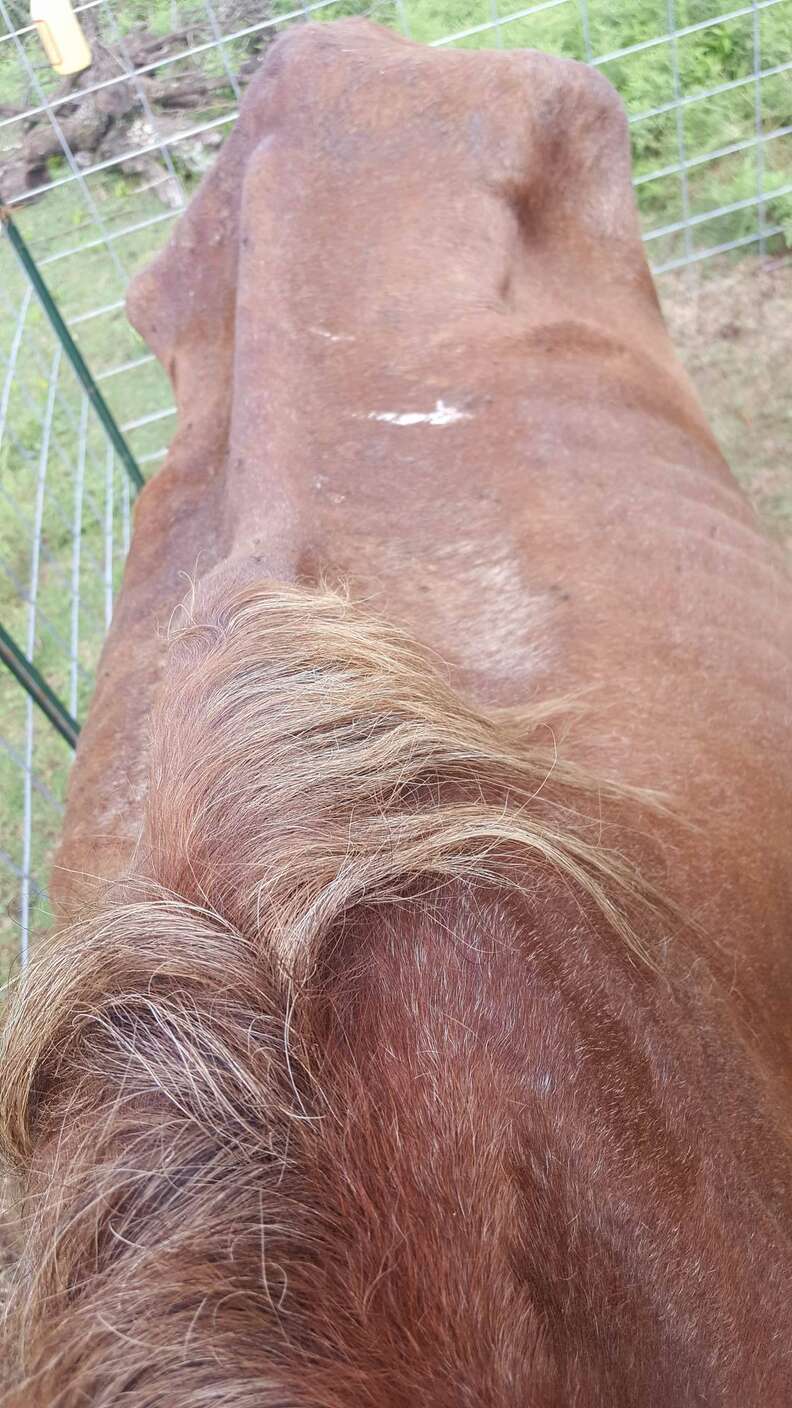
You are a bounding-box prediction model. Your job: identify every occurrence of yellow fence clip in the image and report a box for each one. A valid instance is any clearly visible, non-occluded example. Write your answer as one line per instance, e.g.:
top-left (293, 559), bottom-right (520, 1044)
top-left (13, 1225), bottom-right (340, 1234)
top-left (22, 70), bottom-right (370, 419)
top-left (30, 0), bottom-right (92, 76)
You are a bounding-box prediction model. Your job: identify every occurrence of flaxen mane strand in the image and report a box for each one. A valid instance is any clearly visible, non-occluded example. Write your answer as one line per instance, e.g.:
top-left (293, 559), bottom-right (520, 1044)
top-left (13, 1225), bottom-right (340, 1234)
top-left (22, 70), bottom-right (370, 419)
top-left (148, 580), bottom-right (666, 972)
top-left (0, 583), bottom-right (671, 1406)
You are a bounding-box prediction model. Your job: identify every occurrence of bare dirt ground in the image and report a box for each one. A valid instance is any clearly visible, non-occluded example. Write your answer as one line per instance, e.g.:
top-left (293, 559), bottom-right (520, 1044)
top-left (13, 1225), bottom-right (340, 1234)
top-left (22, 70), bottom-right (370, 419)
top-left (662, 255), bottom-right (792, 554)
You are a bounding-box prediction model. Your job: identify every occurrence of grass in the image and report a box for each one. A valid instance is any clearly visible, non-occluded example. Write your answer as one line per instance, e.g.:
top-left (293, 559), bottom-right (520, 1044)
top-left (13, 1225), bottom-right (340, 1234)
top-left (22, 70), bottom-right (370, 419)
top-left (0, 0), bottom-right (790, 980)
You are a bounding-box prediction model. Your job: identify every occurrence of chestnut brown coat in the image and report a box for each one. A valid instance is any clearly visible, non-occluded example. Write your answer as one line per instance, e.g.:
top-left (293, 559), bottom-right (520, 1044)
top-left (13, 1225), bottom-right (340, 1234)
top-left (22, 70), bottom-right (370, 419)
top-left (2, 21), bottom-right (791, 1408)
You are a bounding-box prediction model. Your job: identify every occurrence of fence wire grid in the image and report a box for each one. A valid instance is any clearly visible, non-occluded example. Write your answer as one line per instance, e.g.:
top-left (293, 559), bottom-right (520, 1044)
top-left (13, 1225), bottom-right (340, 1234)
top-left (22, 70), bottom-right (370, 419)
top-left (1, 0), bottom-right (790, 975)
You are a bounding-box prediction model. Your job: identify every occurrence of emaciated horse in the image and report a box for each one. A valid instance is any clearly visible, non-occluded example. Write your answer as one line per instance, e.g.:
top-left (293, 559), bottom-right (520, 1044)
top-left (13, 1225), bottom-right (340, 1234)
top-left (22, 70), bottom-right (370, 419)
top-left (2, 21), bottom-right (791, 1406)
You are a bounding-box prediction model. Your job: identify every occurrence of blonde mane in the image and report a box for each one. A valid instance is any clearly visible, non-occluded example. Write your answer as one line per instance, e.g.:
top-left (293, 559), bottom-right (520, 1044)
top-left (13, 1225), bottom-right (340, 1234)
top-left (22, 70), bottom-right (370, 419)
top-left (151, 580), bottom-right (666, 972)
top-left (0, 581), bottom-right (675, 1404)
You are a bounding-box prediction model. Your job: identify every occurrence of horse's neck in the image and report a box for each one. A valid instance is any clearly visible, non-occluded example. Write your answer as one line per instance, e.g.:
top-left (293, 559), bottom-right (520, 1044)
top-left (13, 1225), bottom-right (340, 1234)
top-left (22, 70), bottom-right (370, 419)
top-left (314, 884), bottom-right (792, 1401)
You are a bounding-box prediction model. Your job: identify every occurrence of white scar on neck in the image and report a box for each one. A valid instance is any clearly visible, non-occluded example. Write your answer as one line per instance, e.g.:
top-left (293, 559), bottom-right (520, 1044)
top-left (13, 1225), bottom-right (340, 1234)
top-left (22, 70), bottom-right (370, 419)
top-left (366, 400), bottom-right (473, 428)
top-left (308, 326), bottom-right (355, 343)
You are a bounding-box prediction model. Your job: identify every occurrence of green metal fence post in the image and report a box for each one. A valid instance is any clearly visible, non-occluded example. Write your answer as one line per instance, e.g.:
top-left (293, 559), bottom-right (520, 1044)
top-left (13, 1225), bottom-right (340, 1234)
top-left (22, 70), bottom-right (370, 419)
top-left (1, 198), bottom-right (144, 493)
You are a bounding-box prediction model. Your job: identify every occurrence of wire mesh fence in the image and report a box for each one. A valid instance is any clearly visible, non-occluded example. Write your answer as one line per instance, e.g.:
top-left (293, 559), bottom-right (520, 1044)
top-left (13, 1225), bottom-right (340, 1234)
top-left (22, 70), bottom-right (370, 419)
top-left (1, 0), bottom-right (790, 977)
top-left (0, 227), bottom-right (134, 972)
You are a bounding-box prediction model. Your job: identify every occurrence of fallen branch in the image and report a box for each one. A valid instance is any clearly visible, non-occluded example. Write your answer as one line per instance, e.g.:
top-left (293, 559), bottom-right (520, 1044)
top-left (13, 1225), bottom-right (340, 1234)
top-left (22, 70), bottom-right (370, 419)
top-left (0, 9), bottom-right (272, 205)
